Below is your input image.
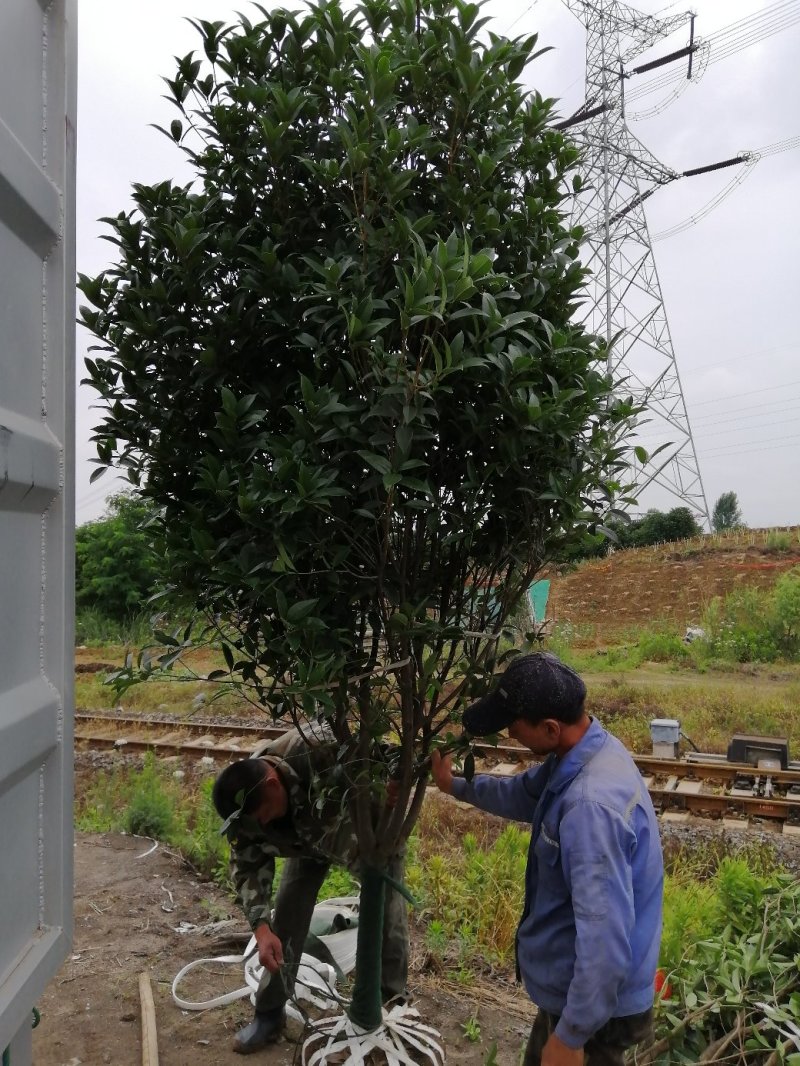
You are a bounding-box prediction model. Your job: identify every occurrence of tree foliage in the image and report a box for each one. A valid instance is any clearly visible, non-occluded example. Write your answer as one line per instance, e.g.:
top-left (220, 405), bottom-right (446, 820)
top-left (75, 493), bottom-right (161, 621)
top-left (79, 0), bottom-right (638, 868)
top-left (559, 506), bottom-right (703, 561)
top-left (774, 568), bottom-right (800, 653)
top-left (711, 491), bottom-right (744, 532)
top-left (628, 506), bottom-right (703, 546)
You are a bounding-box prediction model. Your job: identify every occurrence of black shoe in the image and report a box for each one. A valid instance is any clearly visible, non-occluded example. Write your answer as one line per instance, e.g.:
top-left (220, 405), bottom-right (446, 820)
top-left (233, 1009), bottom-right (284, 1054)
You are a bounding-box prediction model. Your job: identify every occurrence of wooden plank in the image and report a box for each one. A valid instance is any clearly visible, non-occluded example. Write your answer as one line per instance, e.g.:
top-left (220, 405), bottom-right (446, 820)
top-left (139, 971), bottom-right (159, 1066)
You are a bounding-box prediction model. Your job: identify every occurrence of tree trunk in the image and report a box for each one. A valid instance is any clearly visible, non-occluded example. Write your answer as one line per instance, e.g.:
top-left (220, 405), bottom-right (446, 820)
top-left (347, 864), bottom-right (385, 1033)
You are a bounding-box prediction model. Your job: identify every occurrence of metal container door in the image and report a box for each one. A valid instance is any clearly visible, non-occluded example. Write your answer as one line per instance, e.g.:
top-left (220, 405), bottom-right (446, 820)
top-left (0, 0), bottom-right (76, 1058)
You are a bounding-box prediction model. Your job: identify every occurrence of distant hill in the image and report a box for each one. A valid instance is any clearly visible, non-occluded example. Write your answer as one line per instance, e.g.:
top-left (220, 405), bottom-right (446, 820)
top-left (546, 528), bottom-right (800, 638)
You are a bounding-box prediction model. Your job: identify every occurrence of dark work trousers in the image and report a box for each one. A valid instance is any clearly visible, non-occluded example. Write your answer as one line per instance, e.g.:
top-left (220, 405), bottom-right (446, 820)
top-left (255, 851), bottom-right (409, 1014)
top-left (523, 1007), bottom-right (654, 1066)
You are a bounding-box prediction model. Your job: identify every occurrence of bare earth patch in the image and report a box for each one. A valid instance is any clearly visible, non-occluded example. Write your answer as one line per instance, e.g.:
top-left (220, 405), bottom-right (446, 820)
top-left (548, 539), bottom-right (800, 638)
top-left (32, 833), bottom-right (531, 1066)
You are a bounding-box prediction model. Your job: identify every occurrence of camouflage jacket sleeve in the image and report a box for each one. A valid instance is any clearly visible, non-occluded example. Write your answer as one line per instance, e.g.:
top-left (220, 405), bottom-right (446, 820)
top-left (229, 835), bottom-right (278, 932)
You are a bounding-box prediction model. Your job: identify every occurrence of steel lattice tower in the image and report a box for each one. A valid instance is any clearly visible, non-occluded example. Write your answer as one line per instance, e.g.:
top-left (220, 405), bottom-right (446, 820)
top-left (562, 0), bottom-right (711, 526)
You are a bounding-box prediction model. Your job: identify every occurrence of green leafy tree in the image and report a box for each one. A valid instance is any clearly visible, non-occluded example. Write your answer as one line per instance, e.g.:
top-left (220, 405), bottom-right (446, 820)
top-left (629, 506), bottom-right (702, 546)
top-left (711, 490), bottom-right (744, 532)
top-left (774, 568), bottom-right (800, 656)
top-left (75, 493), bottom-right (161, 621)
top-left (79, 0), bottom-right (638, 1048)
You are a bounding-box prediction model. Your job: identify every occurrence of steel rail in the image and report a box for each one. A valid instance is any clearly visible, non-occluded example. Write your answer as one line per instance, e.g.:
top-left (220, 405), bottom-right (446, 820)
top-left (74, 714), bottom-right (800, 823)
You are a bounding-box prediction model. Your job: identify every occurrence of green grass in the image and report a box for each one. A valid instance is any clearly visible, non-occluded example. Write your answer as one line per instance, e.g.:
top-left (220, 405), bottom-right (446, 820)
top-left (75, 608), bottom-right (156, 647)
top-left (542, 621), bottom-right (702, 674)
top-left (74, 670), bottom-right (253, 716)
top-left (74, 642), bottom-right (257, 716)
top-left (590, 677), bottom-right (800, 753)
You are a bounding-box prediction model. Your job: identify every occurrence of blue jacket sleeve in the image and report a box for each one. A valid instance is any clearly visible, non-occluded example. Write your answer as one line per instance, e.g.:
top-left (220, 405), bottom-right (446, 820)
top-left (450, 760), bottom-right (551, 823)
top-left (554, 801), bottom-right (635, 1050)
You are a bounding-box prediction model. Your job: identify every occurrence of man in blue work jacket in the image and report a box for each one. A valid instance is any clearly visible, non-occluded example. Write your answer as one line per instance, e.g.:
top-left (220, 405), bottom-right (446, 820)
top-left (431, 652), bottom-right (663, 1066)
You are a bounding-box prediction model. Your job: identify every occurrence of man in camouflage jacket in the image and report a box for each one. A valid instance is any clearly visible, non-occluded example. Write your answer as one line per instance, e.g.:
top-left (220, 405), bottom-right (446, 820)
top-left (213, 724), bottom-right (408, 1054)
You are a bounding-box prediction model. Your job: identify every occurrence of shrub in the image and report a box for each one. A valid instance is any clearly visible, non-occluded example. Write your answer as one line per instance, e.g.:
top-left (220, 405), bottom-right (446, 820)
top-left (700, 586), bottom-right (781, 663)
top-left (125, 754), bottom-right (180, 839)
top-left (637, 631), bottom-right (690, 664)
top-left (630, 507), bottom-right (702, 547)
top-left (774, 567), bottom-right (800, 656)
top-left (766, 530), bottom-right (793, 551)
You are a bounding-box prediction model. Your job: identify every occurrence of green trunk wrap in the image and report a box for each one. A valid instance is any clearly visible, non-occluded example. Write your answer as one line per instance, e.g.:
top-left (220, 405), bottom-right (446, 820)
top-left (347, 865), bottom-right (386, 1032)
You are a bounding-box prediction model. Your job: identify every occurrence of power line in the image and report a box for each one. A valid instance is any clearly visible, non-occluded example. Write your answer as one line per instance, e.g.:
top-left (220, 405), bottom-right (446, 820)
top-left (632, 387), bottom-right (800, 429)
top-left (689, 379), bottom-right (800, 407)
top-left (627, 1), bottom-right (800, 103)
top-left (507, 1), bottom-right (538, 32)
top-left (693, 399), bottom-right (800, 426)
top-left (702, 439), bottom-right (800, 460)
top-left (651, 154), bottom-right (758, 241)
top-left (682, 341), bottom-right (797, 377)
top-left (701, 431), bottom-right (800, 457)
top-left (694, 414), bottom-right (800, 438)
top-left (633, 394), bottom-right (800, 444)
top-left (645, 135), bottom-right (800, 240)
top-left (626, 0), bottom-right (800, 104)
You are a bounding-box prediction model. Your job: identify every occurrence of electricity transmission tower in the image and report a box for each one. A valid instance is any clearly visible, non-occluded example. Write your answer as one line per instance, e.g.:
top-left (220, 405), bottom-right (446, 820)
top-left (561, 0), bottom-right (714, 526)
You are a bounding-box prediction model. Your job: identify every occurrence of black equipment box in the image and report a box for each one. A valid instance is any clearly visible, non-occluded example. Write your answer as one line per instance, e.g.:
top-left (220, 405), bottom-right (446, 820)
top-left (726, 733), bottom-right (789, 769)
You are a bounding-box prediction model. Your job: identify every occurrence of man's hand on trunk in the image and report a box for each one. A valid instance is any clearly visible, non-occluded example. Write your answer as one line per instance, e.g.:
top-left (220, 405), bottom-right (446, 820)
top-left (430, 750), bottom-right (454, 794)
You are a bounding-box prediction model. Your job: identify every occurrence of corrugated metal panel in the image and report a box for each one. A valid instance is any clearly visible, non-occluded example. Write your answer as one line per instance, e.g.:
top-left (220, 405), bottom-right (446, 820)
top-left (0, 0), bottom-right (76, 1056)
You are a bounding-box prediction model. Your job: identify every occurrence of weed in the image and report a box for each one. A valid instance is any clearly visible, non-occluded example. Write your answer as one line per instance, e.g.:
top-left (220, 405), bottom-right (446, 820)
top-left (319, 865), bottom-right (358, 899)
top-left (75, 756), bottom-right (231, 885)
top-left (650, 863), bottom-right (800, 1061)
top-left (659, 873), bottom-right (718, 975)
top-left (424, 919), bottom-right (449, 960)
top-left (774, 568), bottom-right (800, 656)
top-left (462, 1015), bottom-right (481, 1043)
top-left (181, 776), bottom-right (230, 883)
top-left (411, 824), bottom-right (528, 967)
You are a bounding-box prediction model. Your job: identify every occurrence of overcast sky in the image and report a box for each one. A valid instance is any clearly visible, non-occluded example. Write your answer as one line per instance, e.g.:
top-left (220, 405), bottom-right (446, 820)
top-left (75, 0), bottom-right (800, 529)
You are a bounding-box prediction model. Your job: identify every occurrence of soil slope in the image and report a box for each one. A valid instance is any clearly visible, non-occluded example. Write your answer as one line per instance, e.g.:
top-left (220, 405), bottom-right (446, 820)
top-left (547, 533), bottom-right (800, 638)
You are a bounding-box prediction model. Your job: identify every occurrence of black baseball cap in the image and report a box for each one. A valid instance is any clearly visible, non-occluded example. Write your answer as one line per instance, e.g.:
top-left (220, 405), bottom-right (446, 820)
top-left (462, 653), bottom-right (587, 736)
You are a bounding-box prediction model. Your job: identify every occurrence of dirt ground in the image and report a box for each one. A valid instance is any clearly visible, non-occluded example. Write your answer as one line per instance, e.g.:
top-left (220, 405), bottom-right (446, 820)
top-left (548, 538), bottom-right (800, 637)
top-left (32, 832), bottom-right (532, 1066)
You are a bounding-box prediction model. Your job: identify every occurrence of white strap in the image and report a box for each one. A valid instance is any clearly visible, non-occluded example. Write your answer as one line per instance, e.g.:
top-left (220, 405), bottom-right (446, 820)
top-left (171, 953), bottom-right (252, 1010)
top-left (171, 900), bottom-right (360, 1014)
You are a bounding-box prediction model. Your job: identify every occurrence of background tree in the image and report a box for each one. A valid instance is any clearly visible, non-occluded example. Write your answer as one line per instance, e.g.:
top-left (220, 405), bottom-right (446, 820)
top-left (712, 491), bottom-right (744, 532)
top-left (75, 493), bottom-right (161, 621)
top-left (628, 506), bottom-right (703, 546)
top-left (80, 0), bottom-right (638, 1053)
top-left (557, 506), bottom-right (703, 562)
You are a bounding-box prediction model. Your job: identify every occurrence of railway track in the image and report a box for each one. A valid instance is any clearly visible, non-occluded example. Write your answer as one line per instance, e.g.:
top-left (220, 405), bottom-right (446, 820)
top-left (75, 711), bottom-right (283, 758)
top-left (75, 712), bottom-right (800, 833)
